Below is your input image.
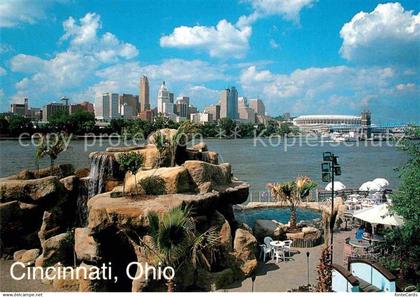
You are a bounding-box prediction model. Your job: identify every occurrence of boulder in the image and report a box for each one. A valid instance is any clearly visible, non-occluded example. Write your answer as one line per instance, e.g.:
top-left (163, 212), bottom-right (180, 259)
top-left (13, 249), bottom-right (27, 261)
top-left (60, 175), bottom-right (78, 192)
top-left (0, 176), bottom-right (62, 203)
top-left (75, 168), bottom-right (90, 178)
top-left (38, 211), bottom-right (65, 246)
top-left (253, 219), bottom-right (288, 242)
top-left (78, 262), bottom-right (107, 292)
top-left (36, 232), bottom-right (73, 267)
top-left (0, 200), bottom-right (43, 254)
top-left (183, 161), bottom-right (231, 193)
top-left (202, 151), bottom-right (219, 165)
top-left (192, 142), bottom-right (208, 152)
top-left (16, 164), bottom-right (75, 180)
top-left (52, 270), bottom-right (80, 291)
top-left (147, 128), bottom-right (178, 145)
top-left (209, 211), bottom-right (232, 251)
top-left (232, 228), bottom-right (258, 277)
top-left (87, 192), bottom-right (220, 230)
top-left (124, 166), bottom-right (190, 194)
top-left (20, 248), bottom-right (41, 266)
top-left (75, 228), bottom-right (99, 263)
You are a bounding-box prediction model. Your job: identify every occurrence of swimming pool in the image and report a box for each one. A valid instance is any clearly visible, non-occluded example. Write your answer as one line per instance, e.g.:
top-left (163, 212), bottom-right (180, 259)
top-left (234, 207), bottom-right (321, 228)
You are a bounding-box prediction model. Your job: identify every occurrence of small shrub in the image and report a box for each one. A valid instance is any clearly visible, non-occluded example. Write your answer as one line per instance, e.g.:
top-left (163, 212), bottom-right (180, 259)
top-left (139, 175), bottom-right (166, 195)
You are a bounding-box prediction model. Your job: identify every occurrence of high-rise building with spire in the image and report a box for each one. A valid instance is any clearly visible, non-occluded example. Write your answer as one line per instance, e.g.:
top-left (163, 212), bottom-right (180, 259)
top-left (139, 75), bottom-right (150, 112)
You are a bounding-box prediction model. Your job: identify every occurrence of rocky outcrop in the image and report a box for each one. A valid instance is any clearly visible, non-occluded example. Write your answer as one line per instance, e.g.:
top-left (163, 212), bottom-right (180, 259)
top-left (183, 161), bottom-right (231, 193)
top-left (16, 164), bottom-right (75, 180)
top-left (253, 219), bottom-right (288, 242)
top-left (0, 176), bottom-right (63, 203)
top-left (124, 166), bottom-right (190, 194)
top-left (232, 228), bottom-right (258, 277)
top-left (36, 232), bottom-right (73, 267)
top-left (74, 228), bottom-right (99, 263)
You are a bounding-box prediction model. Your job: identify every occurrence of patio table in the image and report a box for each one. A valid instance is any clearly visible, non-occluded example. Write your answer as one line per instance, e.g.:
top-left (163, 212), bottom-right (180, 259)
top-left (362, 234), bottom-right (385, 242)
top-left (270, 241), bottom-right (285, 263)
top-left (349, 239), bottom-right (370, 248)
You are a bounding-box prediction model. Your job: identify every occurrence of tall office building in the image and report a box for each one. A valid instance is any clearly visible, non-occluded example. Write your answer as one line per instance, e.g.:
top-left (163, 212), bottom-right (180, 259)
top-left (204, 104), bottom-right (220, 122)
top-left (220, 87), bottom-right (238, 119)
top-left (157, 81), bottom-right (174, 115)
top-left (10, 97), bottom-right (29, 116)
top-left (175, 97), bottom-right (189, 118)
top-left (119, 94), bottom-right (139, 119)
top-left (95, 93), bottom-right (119, 120)
top-left (248, 98), bottom-right (265, 115)
top-left (238, 97), bottom-right (256, 123)
top-left (139, 75), bottom-right (150, 112)
top-left (42, 102), bottom-right (69, 122)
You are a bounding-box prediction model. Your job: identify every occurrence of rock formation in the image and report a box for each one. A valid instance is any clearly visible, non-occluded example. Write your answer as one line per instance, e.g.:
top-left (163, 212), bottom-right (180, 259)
top-left (0, 129), bottom-right (257, 292)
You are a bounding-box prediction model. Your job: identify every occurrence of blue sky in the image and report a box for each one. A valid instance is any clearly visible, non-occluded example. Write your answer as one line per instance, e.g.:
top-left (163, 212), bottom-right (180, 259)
top-left (0, 0), bottom-right (419, 123)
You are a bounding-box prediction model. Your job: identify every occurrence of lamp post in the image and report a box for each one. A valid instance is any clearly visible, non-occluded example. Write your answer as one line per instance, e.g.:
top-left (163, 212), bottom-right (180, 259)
top-left (321, 152), bottom-right (341, 266)
top-left (306, 251), bottom-right (310, 286)
top-left (251, 271), bottom-right (257, 292)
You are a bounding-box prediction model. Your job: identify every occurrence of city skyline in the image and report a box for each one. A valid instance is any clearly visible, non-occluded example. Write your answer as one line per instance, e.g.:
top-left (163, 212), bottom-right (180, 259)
top-left (0, 0), bottom-right (419, 123)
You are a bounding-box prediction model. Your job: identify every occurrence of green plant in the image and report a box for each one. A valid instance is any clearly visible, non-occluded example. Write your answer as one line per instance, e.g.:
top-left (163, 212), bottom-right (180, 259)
top-left (267, 176), bottom-right (317, 230)
top-left (144, 207), bottom-right (219, 292)
top-left (138, 175), bottom-right (166, 195)
top-left (35, 133), bottom-right (69, 169)
top-left (316, 245), bottom-right (332, 292)
top-left (116, 152), bottom-right (144, 194)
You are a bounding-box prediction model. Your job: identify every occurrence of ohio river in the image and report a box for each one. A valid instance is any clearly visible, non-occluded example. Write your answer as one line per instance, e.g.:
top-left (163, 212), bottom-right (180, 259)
top-left (0, 138), bottom-right (407, 192)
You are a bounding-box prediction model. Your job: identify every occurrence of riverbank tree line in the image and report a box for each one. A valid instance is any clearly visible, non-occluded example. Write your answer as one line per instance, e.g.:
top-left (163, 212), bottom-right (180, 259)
top-left (0, 111), bottom-right (297, 138)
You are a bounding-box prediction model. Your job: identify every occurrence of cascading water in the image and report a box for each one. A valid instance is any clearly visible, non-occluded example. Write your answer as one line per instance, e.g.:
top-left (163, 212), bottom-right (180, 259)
top-left (75, 152), bottom-right (115, 226)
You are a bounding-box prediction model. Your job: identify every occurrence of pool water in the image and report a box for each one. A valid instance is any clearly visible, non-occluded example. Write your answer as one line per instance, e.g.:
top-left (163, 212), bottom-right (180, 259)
top-left (234, 207), bottom-right (321, 228)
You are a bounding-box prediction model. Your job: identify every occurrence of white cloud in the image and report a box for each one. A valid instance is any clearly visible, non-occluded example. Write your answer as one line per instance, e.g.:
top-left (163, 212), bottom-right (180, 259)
top-left (269, 39), bottom-right (279, 48)
top-left (179, 85), bottom-right (220, 108)
top-left (0, 66), bottom-right (6, 76)
top-left (9, 12), bottom-right (139, 104)
top-left (237, 0), bottom-right (315, 26)
top-left (340, 2), bottom-right (420, 65)
top-left (0, 0), bottom-right (65, 28)
top-left (396, 82), bottom-right (416, 91)
top-left (239, 65), bottom-right (419, 121)
top-left (160, 20), bottom-right (252, 58)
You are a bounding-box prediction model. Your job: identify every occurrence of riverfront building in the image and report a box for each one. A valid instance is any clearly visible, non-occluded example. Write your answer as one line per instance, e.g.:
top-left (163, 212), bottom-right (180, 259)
top-left (292, 113), bottom-right (372, 135)
top-left (248, 98), bottom-right (265, 116)
top-left (139, 75), bottom-right (150, 112)
top-left (220, 87), bottom-right (238, 119)
top-left (95, 93), bottom-right (119, 120)
top-left (204, 104), bottom-right (220, 122)
top-left (238, 97), bottom-right (256, 123)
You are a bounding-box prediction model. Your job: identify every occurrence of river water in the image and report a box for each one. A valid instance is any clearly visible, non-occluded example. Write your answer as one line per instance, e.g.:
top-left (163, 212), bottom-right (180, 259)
top-left (0, 138), bottom-right (407, 192)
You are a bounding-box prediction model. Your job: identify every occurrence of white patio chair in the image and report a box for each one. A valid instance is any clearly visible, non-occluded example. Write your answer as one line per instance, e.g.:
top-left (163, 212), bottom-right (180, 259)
top-left (259, 243), bottom-right (273, 262)
top-left (283, 240), bottom-right (293, 259)
top-left (273, 246), bottom-right (284, 263)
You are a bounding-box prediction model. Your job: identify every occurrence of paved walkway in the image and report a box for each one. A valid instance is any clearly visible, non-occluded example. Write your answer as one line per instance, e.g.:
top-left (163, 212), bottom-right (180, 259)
top-left (221, 229), bottom-right (352, 292)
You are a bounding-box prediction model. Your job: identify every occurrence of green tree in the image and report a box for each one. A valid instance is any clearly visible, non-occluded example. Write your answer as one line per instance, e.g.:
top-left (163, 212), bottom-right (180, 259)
top-left (7, 114), bottom-right (33, 136)
top-left (267, 176), bottom-right (317, 230)
top-left (116, 151), bottom-right (144, 194)
top-left (146, 207), bottom-right (219, 292)
top-left (383, 126), bottom-right (420, 280)
top-left (35, 133), bottom-right (69, 169)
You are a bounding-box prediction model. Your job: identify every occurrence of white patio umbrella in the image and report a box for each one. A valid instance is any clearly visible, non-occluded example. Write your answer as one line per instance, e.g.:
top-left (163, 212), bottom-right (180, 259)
top-left (372, 178), bottom-right (389, 188)
top-left (325, 181), bottom-right (346, 191)
top-left (353, 204), bottom-right (403, 234)
top-left (359, 181), bottom-right (382, 192)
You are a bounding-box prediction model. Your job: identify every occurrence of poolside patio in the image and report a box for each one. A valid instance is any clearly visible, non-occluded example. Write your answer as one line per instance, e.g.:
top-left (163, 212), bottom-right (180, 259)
top-left (220, 229), bottom-right (353, 292)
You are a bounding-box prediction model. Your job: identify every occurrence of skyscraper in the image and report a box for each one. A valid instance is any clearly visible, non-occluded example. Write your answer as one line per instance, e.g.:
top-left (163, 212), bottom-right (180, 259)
top-left (175, 96), bottom-right (189, 118)
top-left (139, 75), bottom-right (150, 112)
top-left (219, 87), bottom-right (238, 119)
top-left (95, 93), bottom-right (119, 120)
top-left (157, 81), bottom-right (172, 114)
top-left (248, 98), bottom-right (265, 115)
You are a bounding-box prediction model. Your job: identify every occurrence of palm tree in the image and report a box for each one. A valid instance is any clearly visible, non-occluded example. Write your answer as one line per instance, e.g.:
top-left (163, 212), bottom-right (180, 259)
top-left (35, 133), bottom-right (68, 170)
top-left (268, 176), bottom-right (317, 230)
top-left (145, 207), bottom-right (219, 292)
